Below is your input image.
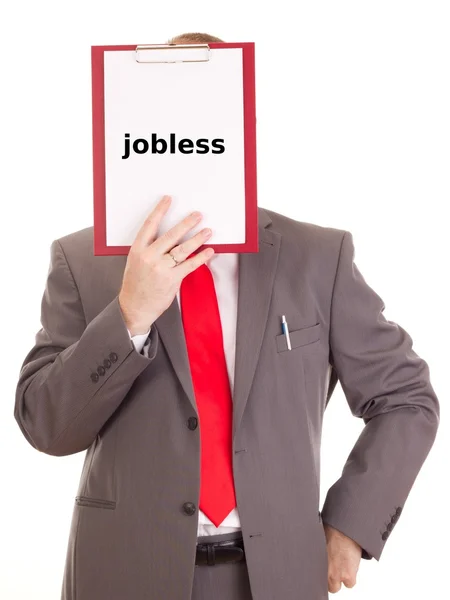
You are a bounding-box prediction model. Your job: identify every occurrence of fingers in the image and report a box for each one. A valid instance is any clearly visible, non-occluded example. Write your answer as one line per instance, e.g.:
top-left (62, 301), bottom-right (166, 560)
top-left (133, 195), bottom-right (207, 258)
top-left (152, 212), bottom-right (202, 255)
top-left (324, 524), bottom-right (360, 594)
top-left (328, 569), bottom-right (357, 593)
top-left (171, 227), bottom-right (212, 261)
top-left (328, 576), bottom-right (341, 594)
top-left (342, 574), bottom-right (357, 588)
top-left (133, 195), bottom-right (172, 250)
top-left (152, 209), bottom-right (204, 256)
top-left (176, 247), bottom-right (215, 278)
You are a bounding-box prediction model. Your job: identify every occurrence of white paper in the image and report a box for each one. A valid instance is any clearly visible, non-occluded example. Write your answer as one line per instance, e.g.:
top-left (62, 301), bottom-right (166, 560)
top-left (103, 48), bottom-right (246, 247)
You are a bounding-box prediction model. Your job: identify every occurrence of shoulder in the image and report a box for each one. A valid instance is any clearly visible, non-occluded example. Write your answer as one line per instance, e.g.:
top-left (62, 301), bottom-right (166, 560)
top-left (54, 226), bottom-right (94, 257)
top-left (50, 226), bottom-right (96, 275)
top-left (260, 207), bottom-right (349, 258)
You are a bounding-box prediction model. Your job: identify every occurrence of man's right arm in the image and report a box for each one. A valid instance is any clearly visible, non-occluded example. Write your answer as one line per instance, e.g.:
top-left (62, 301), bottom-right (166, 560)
top-left (14, 239), bottom-right (159, 457)
top-left (15, 195), bottom-right (214, 457)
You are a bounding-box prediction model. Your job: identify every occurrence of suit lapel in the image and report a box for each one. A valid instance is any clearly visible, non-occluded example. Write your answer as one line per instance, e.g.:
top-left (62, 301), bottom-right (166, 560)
top-left (153, 295), bottom-right (197, 409)
top-left (232, 218), bottom-right (280, 441)
top-left (153, 207), bottom-right (281, 438)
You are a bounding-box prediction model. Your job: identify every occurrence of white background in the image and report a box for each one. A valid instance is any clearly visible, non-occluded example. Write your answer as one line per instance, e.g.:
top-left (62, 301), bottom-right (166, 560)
top-left (1, 1), bottom-right (448, 599)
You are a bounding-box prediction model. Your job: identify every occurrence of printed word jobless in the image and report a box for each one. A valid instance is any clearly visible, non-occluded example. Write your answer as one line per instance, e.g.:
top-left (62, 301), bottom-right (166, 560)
top-left (122, 133), bottom-right (226, 159)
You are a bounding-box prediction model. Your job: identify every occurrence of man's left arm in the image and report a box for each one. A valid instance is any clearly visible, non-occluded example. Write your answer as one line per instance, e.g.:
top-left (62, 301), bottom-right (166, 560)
top-left (321, 231), bottom-right (439, 562)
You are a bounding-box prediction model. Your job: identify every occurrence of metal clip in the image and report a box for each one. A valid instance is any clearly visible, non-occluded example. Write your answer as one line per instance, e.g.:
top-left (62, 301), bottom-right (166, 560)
top-left (135, 43), bottom-right (210, 64)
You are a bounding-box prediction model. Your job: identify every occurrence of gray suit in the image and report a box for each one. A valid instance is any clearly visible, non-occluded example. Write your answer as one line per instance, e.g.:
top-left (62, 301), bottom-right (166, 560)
top-left (14, 207), bottom-right (439, 600)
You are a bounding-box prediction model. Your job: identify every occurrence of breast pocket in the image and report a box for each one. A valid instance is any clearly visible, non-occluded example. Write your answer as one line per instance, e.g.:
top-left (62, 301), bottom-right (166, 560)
top-left (276, 323), bottom-right (321, 353)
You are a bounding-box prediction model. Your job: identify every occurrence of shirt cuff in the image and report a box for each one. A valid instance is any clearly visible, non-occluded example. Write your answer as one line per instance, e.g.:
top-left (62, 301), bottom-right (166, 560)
top-left (127, 327), bottom-right (152, 354)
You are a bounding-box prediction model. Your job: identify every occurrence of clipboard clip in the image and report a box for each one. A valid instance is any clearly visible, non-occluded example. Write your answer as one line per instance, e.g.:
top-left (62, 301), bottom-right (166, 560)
top-left (135, 44), bottom-right (210, 64)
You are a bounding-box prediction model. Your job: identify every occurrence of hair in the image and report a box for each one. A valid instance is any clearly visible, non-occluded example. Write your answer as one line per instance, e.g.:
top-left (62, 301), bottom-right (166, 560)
top-left (167, 32), bottom-right (224, 44)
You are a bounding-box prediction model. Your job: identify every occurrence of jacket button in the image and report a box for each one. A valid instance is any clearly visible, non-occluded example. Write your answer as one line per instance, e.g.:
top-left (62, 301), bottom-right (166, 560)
top-left (97, 365), bottom-right (106, 376)
top-left (103, 358), bottom-right (111, 369)
top-left (391, 513), bottom-right (398, 523)
top-left (381, 531), bottom-right (389, 541)
top-left (182, 502), bottom-right (196, 516)
top-left (90, 372), bottom-right (100, 383)
top-left (387, 522), bottom-right (394, 532)
top-left (109, 352), bottom-right (118, 363)
top-left (396, 507), bottom-right (402, 516)
top-left (187, 417), bottom-right (198, 430)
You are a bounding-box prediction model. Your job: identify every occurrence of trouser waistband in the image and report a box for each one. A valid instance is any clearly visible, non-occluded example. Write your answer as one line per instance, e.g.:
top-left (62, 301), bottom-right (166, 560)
top-left (197, 530), bottom-right (243, 544)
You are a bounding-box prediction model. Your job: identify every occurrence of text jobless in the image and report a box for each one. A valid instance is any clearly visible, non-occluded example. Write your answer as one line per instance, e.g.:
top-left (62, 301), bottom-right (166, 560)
top-left (122, 133), bottom-right (226, 159)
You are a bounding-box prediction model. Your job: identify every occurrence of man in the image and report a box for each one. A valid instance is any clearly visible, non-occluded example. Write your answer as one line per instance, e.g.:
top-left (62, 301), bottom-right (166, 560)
top-left (14, 33), bottom-right (439, 600)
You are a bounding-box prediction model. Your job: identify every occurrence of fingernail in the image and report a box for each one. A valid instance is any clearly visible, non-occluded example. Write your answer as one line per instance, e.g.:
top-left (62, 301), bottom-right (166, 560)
top-left (191, 211), bottom-right (201, 219)
top-left (204, 228), bottom-right (212, 236)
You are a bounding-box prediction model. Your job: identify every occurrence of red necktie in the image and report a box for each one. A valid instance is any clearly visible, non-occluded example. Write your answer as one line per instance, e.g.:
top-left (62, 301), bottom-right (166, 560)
top-left (180, 262), bottom-right (236, 526)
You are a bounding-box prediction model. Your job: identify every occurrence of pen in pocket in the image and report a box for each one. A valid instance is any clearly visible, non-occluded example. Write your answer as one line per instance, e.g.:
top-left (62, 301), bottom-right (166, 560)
top-left (281, 315), bottom-right (292, 351)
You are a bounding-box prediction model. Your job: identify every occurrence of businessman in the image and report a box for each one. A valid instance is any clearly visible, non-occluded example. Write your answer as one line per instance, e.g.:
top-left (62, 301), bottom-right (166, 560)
top-left (15, 35), bottom-right (439, 600)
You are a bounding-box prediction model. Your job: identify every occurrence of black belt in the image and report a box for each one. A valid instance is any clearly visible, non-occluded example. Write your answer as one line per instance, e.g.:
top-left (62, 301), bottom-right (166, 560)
top-left (195, 537), bottom-right (245, 566)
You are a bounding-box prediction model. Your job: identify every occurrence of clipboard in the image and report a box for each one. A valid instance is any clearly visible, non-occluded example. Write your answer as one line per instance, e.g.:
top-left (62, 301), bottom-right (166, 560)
top-left (91, 42), bottom-right (257, 256)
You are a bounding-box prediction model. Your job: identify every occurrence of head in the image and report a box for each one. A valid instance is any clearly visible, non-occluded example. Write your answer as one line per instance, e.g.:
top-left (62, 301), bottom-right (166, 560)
top-left (167, 32), bottom-right (224, 45)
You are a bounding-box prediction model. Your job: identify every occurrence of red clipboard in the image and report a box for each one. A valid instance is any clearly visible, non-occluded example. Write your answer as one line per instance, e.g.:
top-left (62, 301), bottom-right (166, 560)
top-left (91, 42), bottom-right (258, 256)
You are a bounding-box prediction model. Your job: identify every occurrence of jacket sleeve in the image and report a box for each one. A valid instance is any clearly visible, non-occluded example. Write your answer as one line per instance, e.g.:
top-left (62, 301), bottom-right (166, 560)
top-left (320, 231), bottom-right (439, 561)
top-left (14, 239), bottom-right (159, 457)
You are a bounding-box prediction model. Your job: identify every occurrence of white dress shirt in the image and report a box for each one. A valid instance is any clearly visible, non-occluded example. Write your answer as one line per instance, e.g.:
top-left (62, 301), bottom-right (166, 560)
top-left (126, 252), bottom-right (241, 537)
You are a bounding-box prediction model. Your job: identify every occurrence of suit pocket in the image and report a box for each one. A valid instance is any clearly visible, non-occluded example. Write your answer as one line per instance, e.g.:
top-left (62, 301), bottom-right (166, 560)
top-left (75, 495), bottom-right (116, 510)
top-left (276, 323), bottom-right (321, 352)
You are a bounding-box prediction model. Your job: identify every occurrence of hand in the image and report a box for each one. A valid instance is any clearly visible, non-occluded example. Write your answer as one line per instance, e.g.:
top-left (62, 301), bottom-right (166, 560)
top-left (118, 195), bottom-right (214, 335)
top-left (323, 523), bottom-right (362, 593)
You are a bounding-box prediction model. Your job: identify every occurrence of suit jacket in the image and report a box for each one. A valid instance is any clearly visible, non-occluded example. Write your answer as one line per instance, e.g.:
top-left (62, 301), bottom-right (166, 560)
top-left (14, 207), bottom-right (439, 600)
